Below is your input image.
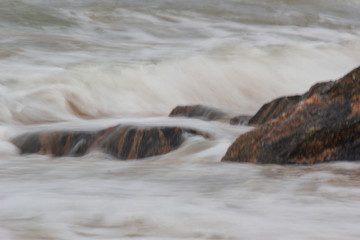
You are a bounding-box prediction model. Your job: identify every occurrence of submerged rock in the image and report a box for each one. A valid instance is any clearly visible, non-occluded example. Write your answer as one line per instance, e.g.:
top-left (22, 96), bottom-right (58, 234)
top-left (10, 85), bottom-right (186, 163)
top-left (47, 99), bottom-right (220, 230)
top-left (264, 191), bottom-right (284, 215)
top-left (12, 125), bottom-right (209, 160)
top-left (169, 104), bottom-right (230, 121)
top-left (169, 104), bottom-right (251, 125)
top-left (229, 114), bottom-right (252, 125)
top-left (222, 66), bottom-right (360, 164)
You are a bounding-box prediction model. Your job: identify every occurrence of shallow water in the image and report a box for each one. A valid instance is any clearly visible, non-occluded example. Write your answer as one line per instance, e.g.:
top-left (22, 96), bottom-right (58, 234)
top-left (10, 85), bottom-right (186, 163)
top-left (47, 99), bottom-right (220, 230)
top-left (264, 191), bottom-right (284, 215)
top-left (2, 143), bottom-right (360, 239)
top-left (1, 0), bottom-right (360, 239)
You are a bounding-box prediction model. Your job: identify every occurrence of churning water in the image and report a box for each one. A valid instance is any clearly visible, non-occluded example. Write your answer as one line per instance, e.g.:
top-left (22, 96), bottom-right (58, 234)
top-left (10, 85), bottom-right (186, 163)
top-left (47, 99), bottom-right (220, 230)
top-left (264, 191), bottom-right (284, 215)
top-left (1, 0), bottom-right (360, 239)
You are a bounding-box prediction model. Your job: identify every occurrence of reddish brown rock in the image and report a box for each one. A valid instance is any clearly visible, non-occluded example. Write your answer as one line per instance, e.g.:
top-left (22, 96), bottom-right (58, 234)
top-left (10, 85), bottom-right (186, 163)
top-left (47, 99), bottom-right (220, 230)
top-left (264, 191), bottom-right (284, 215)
top-left (169, 104), bottom-right (251, 125)
top-left (248, 96), bottom-right (301, 125)
top-left (222, 66), bottom-right (360, 164)
top-left (12, 125), bottom-right (209, 160)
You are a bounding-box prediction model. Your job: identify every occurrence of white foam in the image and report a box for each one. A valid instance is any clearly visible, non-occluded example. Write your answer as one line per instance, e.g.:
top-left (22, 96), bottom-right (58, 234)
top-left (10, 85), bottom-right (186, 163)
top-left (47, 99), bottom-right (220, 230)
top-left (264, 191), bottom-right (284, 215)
top-left (0, 125), bottom-right (19, 156)
top-left (1, 41), bottom-right (360, 124)
top-left (1, 1), bottom-right (360, 239)
top-left (1, 153), bottom-right (360, 239)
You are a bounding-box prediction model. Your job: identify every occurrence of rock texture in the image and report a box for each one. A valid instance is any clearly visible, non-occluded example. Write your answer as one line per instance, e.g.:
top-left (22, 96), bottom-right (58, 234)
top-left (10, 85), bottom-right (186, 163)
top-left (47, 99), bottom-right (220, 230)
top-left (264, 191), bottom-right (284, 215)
top-left (12, 125), bottom-right (209, 160)
top-left (222, 66), bottom-right (360, 164)
top-left (169, 104), bottom-right (251, 125)
top-left (248, 96), bottom-right (301, 125)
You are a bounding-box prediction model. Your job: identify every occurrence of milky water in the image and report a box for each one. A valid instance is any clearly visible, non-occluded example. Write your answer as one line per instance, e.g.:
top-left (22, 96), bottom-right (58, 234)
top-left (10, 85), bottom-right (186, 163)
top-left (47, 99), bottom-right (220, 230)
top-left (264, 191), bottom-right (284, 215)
top-left (1, 0), bottom-right (360, 239)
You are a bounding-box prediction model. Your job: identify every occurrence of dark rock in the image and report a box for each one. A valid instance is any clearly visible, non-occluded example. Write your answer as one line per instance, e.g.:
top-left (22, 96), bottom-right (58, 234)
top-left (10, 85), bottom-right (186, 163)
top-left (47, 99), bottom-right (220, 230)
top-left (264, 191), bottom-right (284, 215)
top-left (230, 115), bottom-right (252, 125)
top-left (12, 125), bottom-right (210, 160)
top-left (222, 66), bottom-right (360, 164)
top-left (248, 96), bottom-right (301, 125)
top-left (169, 105), bottom-right (229, 121)
top-left (169, 104), bottom-right (251, 125)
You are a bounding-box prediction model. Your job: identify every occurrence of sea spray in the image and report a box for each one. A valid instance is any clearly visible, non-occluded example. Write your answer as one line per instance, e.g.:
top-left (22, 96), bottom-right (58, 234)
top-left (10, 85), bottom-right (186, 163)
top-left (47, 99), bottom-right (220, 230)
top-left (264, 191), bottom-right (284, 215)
top-left (1, 0), bottom-right (360, 239)
top-left (2, 42), bottom-right (360, 124)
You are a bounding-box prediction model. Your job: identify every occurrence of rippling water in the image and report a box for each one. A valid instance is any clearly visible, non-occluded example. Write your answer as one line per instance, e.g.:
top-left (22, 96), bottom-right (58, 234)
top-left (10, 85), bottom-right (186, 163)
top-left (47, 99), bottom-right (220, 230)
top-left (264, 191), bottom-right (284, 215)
top-left (1, 0), bottom-right (360, 239)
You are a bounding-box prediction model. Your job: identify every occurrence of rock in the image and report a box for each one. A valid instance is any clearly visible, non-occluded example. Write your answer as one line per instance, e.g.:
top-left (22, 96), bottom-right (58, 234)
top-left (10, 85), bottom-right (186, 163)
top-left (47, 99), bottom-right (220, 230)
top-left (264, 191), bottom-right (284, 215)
top-left (169, 105), bottom-right (229, 121)
top-left (248, 96), bottom-right (301, 125)
top-left (230, 115), bottom-right (252, 125)
top-left (222, 66), bottom-right (360, 164)
top-left (12, 130), bottom-right (102, 157)
top-left (169, 104), bottom-right (251, 125)
top-left (12, 125), bottom-right (210, 160)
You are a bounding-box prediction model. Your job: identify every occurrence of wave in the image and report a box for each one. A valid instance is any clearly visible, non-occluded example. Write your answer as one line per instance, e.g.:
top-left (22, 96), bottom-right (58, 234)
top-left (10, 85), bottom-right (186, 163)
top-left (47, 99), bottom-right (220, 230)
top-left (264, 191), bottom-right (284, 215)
top-left (1, 42), bottom-right (359, 124)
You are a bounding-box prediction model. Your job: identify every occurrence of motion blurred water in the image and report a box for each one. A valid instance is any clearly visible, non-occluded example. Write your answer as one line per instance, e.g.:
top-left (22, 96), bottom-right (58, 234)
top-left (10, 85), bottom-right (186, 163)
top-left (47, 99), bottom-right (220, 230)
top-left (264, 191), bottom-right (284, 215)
top-left (1, 0), bottom-right (360, 239)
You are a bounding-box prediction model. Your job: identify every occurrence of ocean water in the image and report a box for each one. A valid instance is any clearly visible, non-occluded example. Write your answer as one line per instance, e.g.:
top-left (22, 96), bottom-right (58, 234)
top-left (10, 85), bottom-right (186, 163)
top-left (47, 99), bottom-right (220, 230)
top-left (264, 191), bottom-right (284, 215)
top-left (1, 0), bottom-right (360, 239)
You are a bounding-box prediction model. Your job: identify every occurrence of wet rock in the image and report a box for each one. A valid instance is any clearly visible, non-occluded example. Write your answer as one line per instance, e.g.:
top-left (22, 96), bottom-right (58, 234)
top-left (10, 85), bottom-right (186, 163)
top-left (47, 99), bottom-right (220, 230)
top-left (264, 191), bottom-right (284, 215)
top-left (230, 115), bottom-right (252, 125)
top-left (169, 104), bottom-right (251, 125)
top-left (222, 66), bottom-right (360, 164)
top-left (248, 95), bottom-right (301, 125)
top-left (12, 125), bottom-right (209, 160)
top-left (12, 130), bottom-right (102, 157)
top-left (169, 105), bottom-right (229, 121)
